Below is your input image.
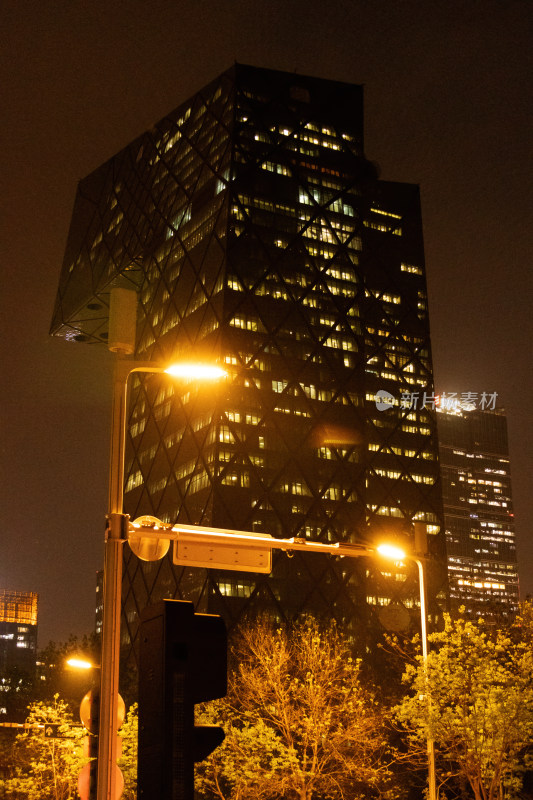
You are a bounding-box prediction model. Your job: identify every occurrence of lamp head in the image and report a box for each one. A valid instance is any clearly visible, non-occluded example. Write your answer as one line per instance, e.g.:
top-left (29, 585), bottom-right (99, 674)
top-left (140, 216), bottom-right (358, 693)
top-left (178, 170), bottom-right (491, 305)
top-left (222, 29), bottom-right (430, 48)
top-left (164, 363), bottom-right (227, 380)
top-left (377, 543), bottom-right (407, 561)
top-left (66, 657), bottom-right (97, 671)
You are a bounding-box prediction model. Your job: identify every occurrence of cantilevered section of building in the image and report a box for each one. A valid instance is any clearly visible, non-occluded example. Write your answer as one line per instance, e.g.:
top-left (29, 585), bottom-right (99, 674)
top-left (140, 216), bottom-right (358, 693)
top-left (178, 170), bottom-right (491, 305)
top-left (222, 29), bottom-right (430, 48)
top-left (437, 403), bottom-right (519, 619)
top-left (51, 64), bottom-right (447, 660)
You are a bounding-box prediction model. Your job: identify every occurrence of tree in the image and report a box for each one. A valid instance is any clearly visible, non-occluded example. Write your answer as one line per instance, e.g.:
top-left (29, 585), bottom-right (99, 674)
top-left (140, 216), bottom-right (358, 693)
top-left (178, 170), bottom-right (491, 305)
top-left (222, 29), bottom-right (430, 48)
top-left (0, 694), bottom-right (86, 800)
top-left (118, 701), bottom-right (138, 800)
top-left (196, 699), bottom-right (291, 800)
top-left (1, 695), bottom-right (140, 800)
top-left (395, 612), bottom-right (533, 800)
top-left (196, 618), bottom-right (393, 800)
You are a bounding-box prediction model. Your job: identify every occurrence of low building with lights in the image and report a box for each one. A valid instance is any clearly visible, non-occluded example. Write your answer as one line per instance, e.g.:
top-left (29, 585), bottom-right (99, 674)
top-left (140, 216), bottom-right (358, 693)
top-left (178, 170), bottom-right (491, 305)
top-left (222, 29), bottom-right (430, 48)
top-left (437, 403), bottom-right (519, 619)
top-left (0, 589), bottom-right (38, 716)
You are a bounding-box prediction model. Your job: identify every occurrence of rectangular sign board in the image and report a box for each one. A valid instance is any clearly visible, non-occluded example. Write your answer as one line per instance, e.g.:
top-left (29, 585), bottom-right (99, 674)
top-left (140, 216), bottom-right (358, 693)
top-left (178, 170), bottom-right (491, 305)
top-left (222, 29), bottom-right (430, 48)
top-left (173, 529), bottom-right (273, 573)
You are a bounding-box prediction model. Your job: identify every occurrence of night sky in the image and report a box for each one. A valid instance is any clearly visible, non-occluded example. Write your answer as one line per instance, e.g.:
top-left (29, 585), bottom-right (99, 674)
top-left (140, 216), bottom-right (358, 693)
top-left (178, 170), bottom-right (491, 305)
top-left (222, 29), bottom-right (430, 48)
top-left (1, 0), bottom-right (532, 647)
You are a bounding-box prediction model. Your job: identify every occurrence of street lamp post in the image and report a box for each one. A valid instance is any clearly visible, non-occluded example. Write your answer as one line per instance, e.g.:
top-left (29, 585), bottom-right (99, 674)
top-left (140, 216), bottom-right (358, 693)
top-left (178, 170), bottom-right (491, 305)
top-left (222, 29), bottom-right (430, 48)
top-left (98, 359), bottom-right (153, 800)
top-left (97, 358), bottom-right (226, 800)
top-left (378, 531), bottom-right (437, 800)
top-left (167, 523), bottom-right (438, 800)
top-left (412, 527), bottom-right (437, 800)
top-left (413, 553), bottom-right (437, 800)
top-left (126, 495), bottom-right (438, 798)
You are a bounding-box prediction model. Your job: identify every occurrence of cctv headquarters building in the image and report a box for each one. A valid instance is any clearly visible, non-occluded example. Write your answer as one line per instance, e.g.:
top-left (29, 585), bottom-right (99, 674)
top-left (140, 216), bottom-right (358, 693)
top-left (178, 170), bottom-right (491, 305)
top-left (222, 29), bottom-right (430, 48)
top-left (51, 65), bottom-right (447, 662)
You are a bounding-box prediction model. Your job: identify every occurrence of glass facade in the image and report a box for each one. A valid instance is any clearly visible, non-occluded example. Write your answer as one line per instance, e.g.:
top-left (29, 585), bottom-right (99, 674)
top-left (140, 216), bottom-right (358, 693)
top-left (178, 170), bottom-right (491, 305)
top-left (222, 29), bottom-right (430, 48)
top-left (437, 405), bottom-right (519, 619)
top-left (51, 65), bottom-right (446, 662)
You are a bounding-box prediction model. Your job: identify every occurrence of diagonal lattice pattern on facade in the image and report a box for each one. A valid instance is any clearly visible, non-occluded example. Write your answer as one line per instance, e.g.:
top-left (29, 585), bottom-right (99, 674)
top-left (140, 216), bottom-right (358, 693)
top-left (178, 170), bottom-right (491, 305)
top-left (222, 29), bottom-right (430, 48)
top-left (51, 65), bottom-right (447, 664)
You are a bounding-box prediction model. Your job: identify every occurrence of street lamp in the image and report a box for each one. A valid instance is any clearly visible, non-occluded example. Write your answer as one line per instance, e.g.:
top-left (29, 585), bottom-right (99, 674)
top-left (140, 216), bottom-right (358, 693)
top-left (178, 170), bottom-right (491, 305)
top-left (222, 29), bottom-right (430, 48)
top-left (127, 516), bottom-right (437, 800)
top-left (66, 658), bottom-right (99, 671)
top-left (97, 356), bottom-right (226, 800)
top-left (171, 526), bottom-right (436, 799)
top-left (377, 531), bottom-right (437, 800)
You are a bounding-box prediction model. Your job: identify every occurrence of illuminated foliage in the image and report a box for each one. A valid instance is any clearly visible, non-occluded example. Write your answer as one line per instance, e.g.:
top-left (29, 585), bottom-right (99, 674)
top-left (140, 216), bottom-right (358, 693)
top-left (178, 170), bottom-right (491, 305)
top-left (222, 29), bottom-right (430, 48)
top-left (0, 695), bottom-right (139, 800)
top-left (118, 702), bottom-right (138, 800)
top-left (395, 611), bottom-right (533, 800)
top-left (0, 694), bottom-right (85, 800)
top-left (196, 618), bottom-right (393, 800)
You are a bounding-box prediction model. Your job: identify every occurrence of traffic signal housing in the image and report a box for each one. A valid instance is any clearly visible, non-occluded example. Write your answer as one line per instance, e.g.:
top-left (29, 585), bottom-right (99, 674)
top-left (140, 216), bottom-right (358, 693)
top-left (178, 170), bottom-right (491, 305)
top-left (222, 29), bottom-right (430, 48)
top-left (138, 600), bottom-right (227, 800)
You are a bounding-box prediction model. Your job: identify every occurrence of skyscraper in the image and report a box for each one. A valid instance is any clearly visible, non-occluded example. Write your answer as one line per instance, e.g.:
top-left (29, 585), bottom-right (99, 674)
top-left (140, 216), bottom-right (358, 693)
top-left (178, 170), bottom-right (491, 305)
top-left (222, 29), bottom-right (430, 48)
top-left (0, 589), bottom-right (38, 717)
top-left (51, 64), bottom-right (447, 660)
top-left (437, 403), bottom-right (519, 619)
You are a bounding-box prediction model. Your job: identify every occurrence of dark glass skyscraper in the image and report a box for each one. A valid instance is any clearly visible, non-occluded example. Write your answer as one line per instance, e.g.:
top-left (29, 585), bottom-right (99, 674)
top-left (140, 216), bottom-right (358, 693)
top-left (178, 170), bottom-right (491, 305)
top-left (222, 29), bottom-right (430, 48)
top-left (437, 404), bottom-right (519, 619)
top-left (51, 65), bottom-right (447, 661)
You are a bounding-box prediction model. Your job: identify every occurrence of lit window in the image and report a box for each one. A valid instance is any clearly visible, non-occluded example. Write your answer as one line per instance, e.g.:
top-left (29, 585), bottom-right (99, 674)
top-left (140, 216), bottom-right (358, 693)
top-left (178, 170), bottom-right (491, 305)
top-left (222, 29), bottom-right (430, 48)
top-left (230, 315), bottom-right (261, 331)
top-left (219, 426), bottom-right (235, 443)
top-left (317, 447), bottom-right (334, 459)
top-left (189, 471), bottom-right (210, 494)
top-left (125, 470), bottom-right (143, 493)
top-left (370, 207), bottom-right (401, 219)
top-left (221, 472), bottom-right (250, 488)
top-left (401, 262), bottom-right (423, 275)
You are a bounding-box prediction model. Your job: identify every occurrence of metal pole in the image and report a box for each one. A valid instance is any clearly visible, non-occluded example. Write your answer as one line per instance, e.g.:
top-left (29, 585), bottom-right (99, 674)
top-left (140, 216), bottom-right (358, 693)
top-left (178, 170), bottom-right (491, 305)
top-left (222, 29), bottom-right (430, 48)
top-left (97, 359), bottom-right (129, 800)
top-left (96, 360), bottom-right (180, 800)
top-left (414, 554), bottom-right (437, 800)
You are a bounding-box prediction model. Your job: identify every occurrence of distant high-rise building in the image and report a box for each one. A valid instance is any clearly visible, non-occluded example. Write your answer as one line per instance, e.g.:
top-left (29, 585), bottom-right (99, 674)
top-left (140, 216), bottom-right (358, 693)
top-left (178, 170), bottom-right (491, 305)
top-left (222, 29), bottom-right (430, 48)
top-left (0, 589), bottom-right (38, 715)
top-left (437, 403), bottom-right (519, 618)
top-left (51, 64), bottom-right (447, 662)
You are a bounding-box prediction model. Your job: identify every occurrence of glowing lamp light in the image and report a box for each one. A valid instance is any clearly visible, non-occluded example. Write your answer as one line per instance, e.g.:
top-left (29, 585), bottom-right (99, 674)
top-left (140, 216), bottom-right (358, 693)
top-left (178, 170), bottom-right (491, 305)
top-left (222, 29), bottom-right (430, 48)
top-left (377, 543), bottom-right (406, 561)
top-left (66, 657), bottom-right (96, 670)
top-left (164, 363), bottom-right (227, 380)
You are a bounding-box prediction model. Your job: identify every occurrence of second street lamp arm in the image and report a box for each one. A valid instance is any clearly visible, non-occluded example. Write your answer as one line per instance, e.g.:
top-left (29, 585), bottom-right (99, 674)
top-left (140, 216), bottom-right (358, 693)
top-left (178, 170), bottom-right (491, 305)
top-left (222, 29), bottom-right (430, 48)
top-left (127, 520), bottom-right (436, 800)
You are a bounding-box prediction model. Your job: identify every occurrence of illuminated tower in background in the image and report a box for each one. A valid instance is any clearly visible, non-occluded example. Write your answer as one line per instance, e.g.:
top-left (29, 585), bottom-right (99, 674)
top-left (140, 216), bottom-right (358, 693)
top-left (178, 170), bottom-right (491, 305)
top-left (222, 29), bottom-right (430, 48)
top-left (0, 589), bottom-right (38, 718)
top-left (437, 404), bottom-right (519, 619)
top-left (51, 64), bottom-right (447, 662)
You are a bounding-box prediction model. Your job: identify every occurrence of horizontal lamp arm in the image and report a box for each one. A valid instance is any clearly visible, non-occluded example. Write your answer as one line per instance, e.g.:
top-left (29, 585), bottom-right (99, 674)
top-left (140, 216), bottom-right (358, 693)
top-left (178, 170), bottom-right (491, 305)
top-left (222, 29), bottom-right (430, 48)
top-left (128, 521), bottom-right (376, 559)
